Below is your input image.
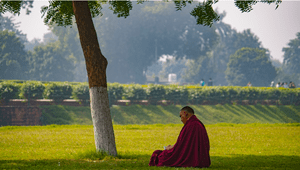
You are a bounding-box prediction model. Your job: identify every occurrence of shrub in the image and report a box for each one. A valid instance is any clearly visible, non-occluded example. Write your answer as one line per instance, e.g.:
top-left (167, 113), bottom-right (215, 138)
top-left (225, 87), bottom-right (238, 104)
top-left (123, 84), bottom-right (147, 104)
top-left (188, 88), bottom-right (205, 105)
top-left (165, 85), bottom-right (182, 104)
top-left (108, 83), bottom-right (124, 106)
top-left (20, 81), bottom-right (45, 100)
top-left (72, 84), bottom-right (90, 105)
top-left (61, 82), bottom-right (73, 99)
top-left (0, 81), bottom-right (21, 103)
top-left (178, 86), bottom-right (189, 105)
top-left (146, 84), bottom-right (166, 105)
top-left (43, 83), bottom-right (65, 104)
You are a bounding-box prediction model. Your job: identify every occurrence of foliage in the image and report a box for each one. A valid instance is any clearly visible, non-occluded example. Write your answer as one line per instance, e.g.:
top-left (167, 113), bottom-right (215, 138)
top-left (19, 81), bottom-right (45, 100)
top-left (146, 84), bottom-right (165, 105)
top-left (71, 83), bottom-right (90, 104)
top-left (1, 80), bottom-right (300, 105)
top-left (280, 32), bottom-right (300, 85)
top-left (0, 81), bottom-right (20, 103)
top-left (123, 84), bottom-right (147, 103)
top-left (43, 82), bottom-right (72, 104)
top-left (0, 13), bottom-right (27, 43)
top-left (108, 83), bottom-right (124, 107)
top-left (182, 28), bottom-right (264, 85)
top-left (226, 47), bottom-right (277, 87)
top-left (27, 42), bottom-right (75, 81)
top-left (0, 30), bottom-right (29, 80)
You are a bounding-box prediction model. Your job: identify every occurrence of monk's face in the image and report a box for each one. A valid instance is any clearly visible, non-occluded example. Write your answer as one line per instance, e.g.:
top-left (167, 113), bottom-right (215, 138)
top-left (179, 110), bottom-right (189, 124)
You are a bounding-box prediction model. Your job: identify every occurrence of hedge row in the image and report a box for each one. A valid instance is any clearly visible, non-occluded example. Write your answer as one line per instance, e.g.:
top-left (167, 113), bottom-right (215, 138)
top-left (0, 81), bottom-right (300, 105)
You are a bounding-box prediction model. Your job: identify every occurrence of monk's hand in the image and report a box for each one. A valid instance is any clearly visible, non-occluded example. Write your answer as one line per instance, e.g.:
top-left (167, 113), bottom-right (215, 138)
top-left (166, 145), bottom-right (173, 150)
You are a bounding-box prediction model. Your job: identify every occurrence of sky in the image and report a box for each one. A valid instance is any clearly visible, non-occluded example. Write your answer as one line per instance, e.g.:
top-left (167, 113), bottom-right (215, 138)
top-left (4, 0), bottom-right (300, 63)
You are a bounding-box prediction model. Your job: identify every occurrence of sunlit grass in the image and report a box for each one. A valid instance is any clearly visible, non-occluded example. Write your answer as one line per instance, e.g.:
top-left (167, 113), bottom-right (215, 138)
top-left (1, 124), bottom-right (300, 169)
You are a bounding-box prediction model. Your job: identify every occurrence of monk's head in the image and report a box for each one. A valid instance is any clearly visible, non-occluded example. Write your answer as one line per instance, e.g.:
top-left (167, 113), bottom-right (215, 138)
top-left (180, 106), bottom-right (194, 124)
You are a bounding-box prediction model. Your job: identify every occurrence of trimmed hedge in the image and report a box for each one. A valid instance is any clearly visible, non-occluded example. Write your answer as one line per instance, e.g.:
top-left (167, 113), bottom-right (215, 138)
top-left (0, 81), bottom-right (21, 103)
top-left (0, 80), bottom-right (299, 105)
top-left (43, 82), bottom-right (73, 104)
top-left (71, 83), bottom-right (90, 104)
top-left (19, 81), bottom-right (45, 100)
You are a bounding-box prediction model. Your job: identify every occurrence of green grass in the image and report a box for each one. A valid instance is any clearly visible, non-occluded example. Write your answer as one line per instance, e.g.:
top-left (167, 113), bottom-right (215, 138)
top-left (40, 104), bottom-right (300, 125)
top-left (1, 124), bottom-right (300, 169)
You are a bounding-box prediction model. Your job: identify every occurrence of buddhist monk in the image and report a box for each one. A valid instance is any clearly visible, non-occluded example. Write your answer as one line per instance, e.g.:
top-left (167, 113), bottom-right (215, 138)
top-left (149, 106), bottom-right (211, 168)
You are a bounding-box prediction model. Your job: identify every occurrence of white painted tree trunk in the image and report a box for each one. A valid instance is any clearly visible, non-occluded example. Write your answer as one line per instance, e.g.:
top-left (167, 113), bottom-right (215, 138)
top-left (89, 86), bottom-right (117, 156)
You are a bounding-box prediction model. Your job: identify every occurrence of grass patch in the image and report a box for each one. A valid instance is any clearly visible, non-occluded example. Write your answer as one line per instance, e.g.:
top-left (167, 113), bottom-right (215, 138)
top-left (1, 124), bottom-right (300, 169)
top-left (39, 104), bottom-right (300, 125)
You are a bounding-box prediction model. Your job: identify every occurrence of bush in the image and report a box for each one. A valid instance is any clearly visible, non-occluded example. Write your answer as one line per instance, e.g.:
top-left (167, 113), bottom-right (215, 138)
top-left (108, 83), bottom-right (124, 106)
top-left (178, 86), bottom-right (189, 105)
top-left (20, 81), bottom-right (45, 100)
top-left (188, 87), bottom-right (205, 105)
top-left (61, 82), bottom-right (73, 99)
top-left (165, 85), bottom-right (182, 104)
top-left (146, 84), bottom-right (166, 105)
top-left (225, 87), bottom-right (238, 104)
top-left (124, 84), bottom-right (147, 104)
top-left (43, 83), bottom-right (65, 104)
top-left (72, 84), bottom-right (90, 105)
top-left (0, 81), bottom-right (21, 103)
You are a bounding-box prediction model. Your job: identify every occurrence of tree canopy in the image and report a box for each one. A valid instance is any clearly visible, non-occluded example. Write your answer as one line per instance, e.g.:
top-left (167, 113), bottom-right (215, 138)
top-left (225, 47), bottom-right (277, 86)
top-left (0, 30), bottom-right (28, 80)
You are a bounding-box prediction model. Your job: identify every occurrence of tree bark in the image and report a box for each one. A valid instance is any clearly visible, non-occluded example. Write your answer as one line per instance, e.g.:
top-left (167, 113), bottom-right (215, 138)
top-left (72, 1), bottom-right (117, 156)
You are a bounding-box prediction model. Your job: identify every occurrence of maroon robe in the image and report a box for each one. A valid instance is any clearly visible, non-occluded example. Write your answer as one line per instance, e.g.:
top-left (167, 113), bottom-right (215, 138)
top-left (149, 115), bottom-right (210, 168)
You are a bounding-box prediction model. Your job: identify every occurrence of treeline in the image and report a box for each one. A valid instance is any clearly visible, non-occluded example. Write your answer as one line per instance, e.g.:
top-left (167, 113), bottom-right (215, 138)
top-left (1, 80), bottom-right (299, 106)
top-left (0, 2), bottom-right (299, 86)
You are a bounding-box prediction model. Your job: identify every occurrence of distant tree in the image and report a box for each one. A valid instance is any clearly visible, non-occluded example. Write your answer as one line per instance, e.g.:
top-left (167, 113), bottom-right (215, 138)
top-left (210, 27), bottom-right (264, 86)
top-left (225, 47), bottom-right (277, 86)
top-left (275, 32), bottom-right (300, 85)
top-left (182, 53), bottom-right (215, 84)
top-left (0, 13), bottom-right (27, 43)
top-left (27, 42), bottom-right (74, 81)
top-left (0, 30), bottom-right (28, 80)
top-left (282, 32), bottom-right (300, 75)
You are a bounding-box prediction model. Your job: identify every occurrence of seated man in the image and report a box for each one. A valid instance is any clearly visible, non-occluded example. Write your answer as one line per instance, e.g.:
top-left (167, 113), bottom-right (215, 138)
top-left (149, 106), bottom-right (211, 168)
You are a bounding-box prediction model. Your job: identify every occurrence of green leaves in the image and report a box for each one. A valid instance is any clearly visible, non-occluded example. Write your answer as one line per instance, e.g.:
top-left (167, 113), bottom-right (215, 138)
top-left (20, 81), bottom-right (45, 100)
top-left (226, 47), bottom-right (277, 87)
top-left (1, 80), bottom-right (299, 105)
top-left (43, 82), bottom-right (73, 104)
top-left (108, 1), bottom-right (132, 18)
top-left (72, 83), bottom-right (90, 104)
top-left (190, 0), bottom-right (219, 27)
top-left (0, 0), bottom-right (33, 15)
top-left (0, 81), bottom-right (21, 103)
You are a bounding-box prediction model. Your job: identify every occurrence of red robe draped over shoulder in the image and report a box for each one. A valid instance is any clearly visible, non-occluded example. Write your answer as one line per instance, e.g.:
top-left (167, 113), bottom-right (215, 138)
top-left (149, 115), bottom-right (210, 168)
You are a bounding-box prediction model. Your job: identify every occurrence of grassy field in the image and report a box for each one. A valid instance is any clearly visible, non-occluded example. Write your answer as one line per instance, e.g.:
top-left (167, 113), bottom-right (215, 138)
top-left (40, 104), bottom-right (300, 125)
top-left (1, 123), bottom-right (300, 169)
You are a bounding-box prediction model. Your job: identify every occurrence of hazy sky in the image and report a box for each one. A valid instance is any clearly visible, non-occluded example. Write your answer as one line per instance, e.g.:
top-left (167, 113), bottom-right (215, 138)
top-left (4, 0), bottom-right (300, 63)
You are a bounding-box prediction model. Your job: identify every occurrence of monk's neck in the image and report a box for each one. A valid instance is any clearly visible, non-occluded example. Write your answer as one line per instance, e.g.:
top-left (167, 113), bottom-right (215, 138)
top-left (187, 115), bottom-right (194, 121)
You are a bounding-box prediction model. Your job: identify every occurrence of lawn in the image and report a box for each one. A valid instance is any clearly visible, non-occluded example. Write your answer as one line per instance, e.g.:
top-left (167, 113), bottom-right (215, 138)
top-left (1, 123), bottom-right (300, 169)
top-left (39, 104), bottom-right (300, 125)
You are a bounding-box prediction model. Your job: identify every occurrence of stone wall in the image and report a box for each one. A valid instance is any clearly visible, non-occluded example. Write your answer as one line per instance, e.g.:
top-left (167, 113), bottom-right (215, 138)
top-left (0, 106), bottom-right (42, 126)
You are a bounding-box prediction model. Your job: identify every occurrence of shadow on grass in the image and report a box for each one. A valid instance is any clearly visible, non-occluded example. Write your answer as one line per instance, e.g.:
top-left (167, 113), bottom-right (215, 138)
top-left (1, 155), bottom-right (299, 169)
top-left (277, 105), bottom-right (300, 123)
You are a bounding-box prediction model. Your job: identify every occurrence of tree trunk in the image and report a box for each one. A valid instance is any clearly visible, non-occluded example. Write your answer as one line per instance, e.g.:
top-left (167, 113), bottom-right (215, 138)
top-left (72, 1), bottom-right (117, 156)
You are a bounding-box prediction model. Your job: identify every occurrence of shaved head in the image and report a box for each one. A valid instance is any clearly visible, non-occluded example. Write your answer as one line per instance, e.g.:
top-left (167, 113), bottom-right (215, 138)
top-left (181, 106), bottom-right (194, 115)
